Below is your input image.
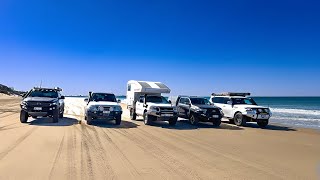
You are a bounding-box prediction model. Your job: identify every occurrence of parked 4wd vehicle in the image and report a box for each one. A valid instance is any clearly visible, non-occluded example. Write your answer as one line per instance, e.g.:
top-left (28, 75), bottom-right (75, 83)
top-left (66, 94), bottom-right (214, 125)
top-left (20, 87), bottom-right (65, 123)
top-left (126, 80), bottom-right (178, 126)
top-left (210, 92), bottom-right (272, 128)
top-left (84, 92), bottom-right (122, 125)
top-left (176, 96), bottom-right (223, 126)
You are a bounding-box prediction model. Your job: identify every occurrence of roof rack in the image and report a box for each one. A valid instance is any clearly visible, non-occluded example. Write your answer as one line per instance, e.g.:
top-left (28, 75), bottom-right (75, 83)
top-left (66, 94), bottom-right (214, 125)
top-left (211, 92), bottom-right (251, 97)
top-left (33, 87), bottom-right (62, 91)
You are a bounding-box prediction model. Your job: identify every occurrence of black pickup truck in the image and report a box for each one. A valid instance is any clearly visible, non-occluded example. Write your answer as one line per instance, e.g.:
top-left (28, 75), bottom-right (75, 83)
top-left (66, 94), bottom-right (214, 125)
top-left (20, 87), bottom-right (65, 123)
top-left (176, 96), bottom-right (223, 126)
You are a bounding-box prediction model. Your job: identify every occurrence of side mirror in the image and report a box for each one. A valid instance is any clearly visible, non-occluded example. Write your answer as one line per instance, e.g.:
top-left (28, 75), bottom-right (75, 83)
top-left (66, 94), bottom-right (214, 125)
top-left (139, 99), bottom-right (143, 103)
top-left (84, 98), bottom-right (88, 102)
top-left (168, 100), bottom-right (172, 104)
top-left (188, 103), bottom-right (191, 107)
top-left (60, 96), bottom-right (65, 99)
top-left (117, 99), bottom-right (121, 103)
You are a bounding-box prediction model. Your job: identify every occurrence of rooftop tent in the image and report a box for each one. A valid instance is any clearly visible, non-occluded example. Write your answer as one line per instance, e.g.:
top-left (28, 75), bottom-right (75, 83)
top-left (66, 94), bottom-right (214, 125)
top-left (128, 80), bottom-right (171, 94)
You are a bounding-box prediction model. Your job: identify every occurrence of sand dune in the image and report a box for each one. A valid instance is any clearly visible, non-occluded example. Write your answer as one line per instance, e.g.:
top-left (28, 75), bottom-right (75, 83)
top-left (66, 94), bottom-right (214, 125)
top-left (0, 97), bottom-right (319, 179)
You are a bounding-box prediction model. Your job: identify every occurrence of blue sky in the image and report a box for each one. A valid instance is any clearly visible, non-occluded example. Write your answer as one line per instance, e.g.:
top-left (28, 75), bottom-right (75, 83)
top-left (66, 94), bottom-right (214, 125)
top-left (0, 0), bottom-right (319, 96)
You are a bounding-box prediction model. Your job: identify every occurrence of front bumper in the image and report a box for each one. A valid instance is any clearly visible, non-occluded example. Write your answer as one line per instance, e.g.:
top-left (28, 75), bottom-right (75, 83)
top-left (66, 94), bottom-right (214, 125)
top-left (194, 112), bottom-right (222, 122)
top-left (87, 111), bottom-right (122, 120)
top-left (243, 111), bottom-right (271, 121)
top-left (147, 111), bottom-right (178, 121)
top-left (21, 104), bottom-right (58, 117)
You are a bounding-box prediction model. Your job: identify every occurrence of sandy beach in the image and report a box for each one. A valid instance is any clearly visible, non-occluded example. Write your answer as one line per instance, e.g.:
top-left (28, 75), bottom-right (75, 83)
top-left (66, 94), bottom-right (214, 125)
top-left (0, 96), bottom-right (319, 180)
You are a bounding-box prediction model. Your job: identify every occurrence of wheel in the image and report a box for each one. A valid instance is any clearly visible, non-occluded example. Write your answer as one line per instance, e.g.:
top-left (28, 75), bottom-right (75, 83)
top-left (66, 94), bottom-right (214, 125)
top-left (189, 114), bottom-right (199, 125)
top-left (115, 116), bottom-right (121, 125)
top-left (52, 109), bottom-right (59, 123)
top-left (257, 119), bottom-right (269, 128)
top-left (143, 112), bottom-right (152, 125)
top-left (20, 110), bottom-right (28, 123)
top-left (169, 117), bottom-right (178, 126)
top-left (213, 118), bottom-right (222, 127)
top-left (59, 108), bottom-right (64, 118)
top-left (130, 108), bottom-right (136, 120)
top-left (32, 116), bottom-right (37, 119)
top-left (87, 115), bottom-right (93, 125)
top-left (234, 112), bottom-right (246, 126)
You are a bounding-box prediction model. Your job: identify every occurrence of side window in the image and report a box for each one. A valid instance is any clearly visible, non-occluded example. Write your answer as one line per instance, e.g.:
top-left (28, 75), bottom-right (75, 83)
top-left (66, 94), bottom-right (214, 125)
top-left (127, 84), bottom-right (131, 91)
top-left (223, 98), bottom-right (231, 104)
top-left (212, 97), bottom-right (222, 103)
top-left (139, 96), bottom-right (144, 103)
top-left (185, 98), bottom-right (190, 105)
top-left (179, 98), bottom-right (185, 104)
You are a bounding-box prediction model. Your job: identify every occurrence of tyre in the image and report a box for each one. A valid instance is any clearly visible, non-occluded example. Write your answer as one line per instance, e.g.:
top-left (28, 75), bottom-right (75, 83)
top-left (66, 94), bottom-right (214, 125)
top-left (52, 109), bottom-right (59, 123)
top-left (115, 116), bottom-right (121, 125)
top-left (213, 118), bottom-right (222, 127)
top-left (32, 116), bottom-right (37, 119)
top-left (234, 112), bottom-right (246, 126)
top-left (130, 108), bottom-right (136, 120)
top-left (87, 115), bottom-right (93, 125)
top-left (257, 119), bottom-right (269, 128)
top-left (189, 114), bottom-right (199, 125)
top-left (20, 110), bottom-right (28, 123)
top-left (59, 109), bottom-right (64, 118)
top-left (169, 117), bottom-right (178, 126)
top-left (143, 112), bottom-right (151, 125)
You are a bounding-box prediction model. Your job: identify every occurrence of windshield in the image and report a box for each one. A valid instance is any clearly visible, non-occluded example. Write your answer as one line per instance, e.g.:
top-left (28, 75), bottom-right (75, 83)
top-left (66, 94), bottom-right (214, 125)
top-left (146, 96), bottom-right (169, 104)
top-left (190, 98), bottom-right (211, 105)
top-left (232, 98), bottom-right (257, 105)
top-left (91, 93), bottom-right (116, 102)
top-left (29, 90), bottom-right (58, 98)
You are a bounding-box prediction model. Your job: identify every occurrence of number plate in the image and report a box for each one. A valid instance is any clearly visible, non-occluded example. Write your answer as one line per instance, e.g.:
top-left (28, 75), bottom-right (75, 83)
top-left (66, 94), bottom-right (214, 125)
top-left (259, 114), bottom-right (269, 119)
top-left (34, 107), bottom-right (42, 110)
top-left (103, 111), bottom-right (110, 114)
top-left (162, 114), bottom-right (173, 117)
top-left (212, 115), bottom-right (219, 118)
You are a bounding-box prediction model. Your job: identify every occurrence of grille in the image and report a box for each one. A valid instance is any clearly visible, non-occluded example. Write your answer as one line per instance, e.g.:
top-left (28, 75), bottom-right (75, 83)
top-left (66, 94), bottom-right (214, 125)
top-left (103, 107), bottom-right (110, 111)
top-left (205, 108), bottom-right (220, 115)
top-left (160, 107), bottom-right (174, 114)
top-left (27, 101), bottom-right (52, 107)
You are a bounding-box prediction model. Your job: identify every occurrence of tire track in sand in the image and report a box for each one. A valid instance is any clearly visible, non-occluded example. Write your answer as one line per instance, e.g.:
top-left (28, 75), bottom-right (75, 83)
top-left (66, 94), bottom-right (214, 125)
top-left (112, 128), bottom-right (201, 180)
top-left (99, 128), bottom-right (141, 179)
top-left (74, 124), bottom-right (116, 180)
top-left (67, 126), bottom-right (77, 180)
top-left (49, 132), bottom-right (66, 180)
top-left (0, 127), bottom-right (37, 161)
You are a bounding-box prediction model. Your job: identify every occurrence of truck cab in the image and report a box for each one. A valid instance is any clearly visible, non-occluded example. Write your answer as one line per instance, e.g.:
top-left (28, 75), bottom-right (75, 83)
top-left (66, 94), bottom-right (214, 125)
top-left (126, 80), bottom-right (178, 125)
top-left (210, 92), bottom-right (272, 127)
top-left (84, 92), bottom-right (122, 125)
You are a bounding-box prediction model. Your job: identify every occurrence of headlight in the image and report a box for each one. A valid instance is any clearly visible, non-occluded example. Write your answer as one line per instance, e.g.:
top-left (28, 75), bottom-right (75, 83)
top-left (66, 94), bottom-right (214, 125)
top-left (150, 106), bottom-right (160, 111)
top-left (112, 106), bottom-right (122, 111)
top-left (89, 105), bottom-right (98, 111)
top-left (265, 108), bottom-right (270, 113)
top-left (21, 101), bottom-right (28, 106)
top-left (258, 109), bottom-right (263, 113)
top-left (50, 102), bottom-right (57, 106)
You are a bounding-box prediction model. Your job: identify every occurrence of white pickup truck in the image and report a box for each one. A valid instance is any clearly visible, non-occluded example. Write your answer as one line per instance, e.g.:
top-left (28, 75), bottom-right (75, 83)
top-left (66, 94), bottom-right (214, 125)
top-left (210, 92), bottom-right (272, 127)
top-left (126, 80), bottom-right (178, 125)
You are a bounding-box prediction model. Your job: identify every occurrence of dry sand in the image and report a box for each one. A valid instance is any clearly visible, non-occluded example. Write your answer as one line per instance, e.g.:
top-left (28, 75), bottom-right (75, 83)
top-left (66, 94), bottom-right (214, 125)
top-left (0, 96), bottom-right (319, 180)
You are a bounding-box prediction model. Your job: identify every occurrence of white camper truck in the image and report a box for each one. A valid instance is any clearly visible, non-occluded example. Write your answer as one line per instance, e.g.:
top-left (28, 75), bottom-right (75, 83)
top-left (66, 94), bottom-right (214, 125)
top-left (126, 80), bottom-right (178, 125)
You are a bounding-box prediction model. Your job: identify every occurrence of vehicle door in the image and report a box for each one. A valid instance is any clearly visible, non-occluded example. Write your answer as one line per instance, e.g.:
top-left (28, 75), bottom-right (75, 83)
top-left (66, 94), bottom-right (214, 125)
top-left (221, 98), bottom-right (234, 118)
top-left (135, 96), bottom-right (144, 116)
top-left (177, 98), bottom-right (189, 118)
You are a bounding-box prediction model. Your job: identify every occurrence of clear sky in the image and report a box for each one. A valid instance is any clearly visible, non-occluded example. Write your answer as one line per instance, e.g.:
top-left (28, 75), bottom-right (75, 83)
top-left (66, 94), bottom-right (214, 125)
top-left (0, 0), bottom-right (319, 96)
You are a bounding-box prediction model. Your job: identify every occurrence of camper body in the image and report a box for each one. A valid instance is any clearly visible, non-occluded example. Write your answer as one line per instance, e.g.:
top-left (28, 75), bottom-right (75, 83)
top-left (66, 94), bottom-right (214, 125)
top-left (126, 80), bottom-right (178, 125)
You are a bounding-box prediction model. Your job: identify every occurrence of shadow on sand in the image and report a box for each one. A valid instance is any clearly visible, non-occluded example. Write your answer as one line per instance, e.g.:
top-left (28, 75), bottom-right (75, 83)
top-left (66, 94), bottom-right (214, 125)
top-left (134, 118), bottom-right (243, 130)
top-left (87, 119), bottom-right (139, 129)
top-left (28, 117), bottom-right (79, 126)
top-left (242, 122), bottom-right (297, 131)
